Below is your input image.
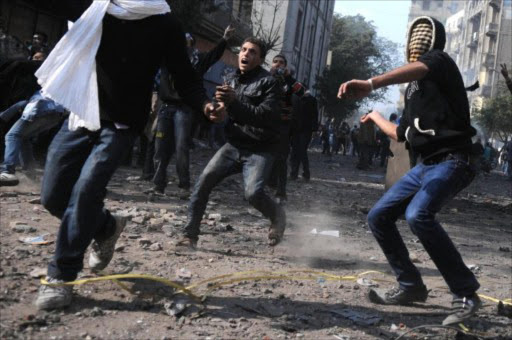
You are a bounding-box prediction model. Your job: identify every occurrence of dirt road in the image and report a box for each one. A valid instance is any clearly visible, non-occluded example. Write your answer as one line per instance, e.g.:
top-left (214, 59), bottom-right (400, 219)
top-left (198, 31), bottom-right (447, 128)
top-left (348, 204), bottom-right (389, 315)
top-left (1, 149), bottom-right (511, 339)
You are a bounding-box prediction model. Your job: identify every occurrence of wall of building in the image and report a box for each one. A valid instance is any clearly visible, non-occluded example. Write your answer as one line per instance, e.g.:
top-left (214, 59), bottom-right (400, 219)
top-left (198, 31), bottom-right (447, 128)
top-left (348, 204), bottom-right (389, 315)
top-left (451, 0), bottom-right (512, 110)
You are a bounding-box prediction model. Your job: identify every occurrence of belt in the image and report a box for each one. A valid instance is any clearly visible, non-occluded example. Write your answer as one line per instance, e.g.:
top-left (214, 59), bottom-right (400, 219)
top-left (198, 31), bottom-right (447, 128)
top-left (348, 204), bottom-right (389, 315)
top-left (421, 152), bottom-right (470, 165)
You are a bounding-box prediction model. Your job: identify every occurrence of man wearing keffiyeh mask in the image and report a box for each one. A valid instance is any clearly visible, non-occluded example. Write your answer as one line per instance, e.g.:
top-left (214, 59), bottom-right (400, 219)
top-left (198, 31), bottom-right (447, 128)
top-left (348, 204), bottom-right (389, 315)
top-left (33, 0), bottom-right (223, 310)
top-left (337, 16), bottom-right (481, 326)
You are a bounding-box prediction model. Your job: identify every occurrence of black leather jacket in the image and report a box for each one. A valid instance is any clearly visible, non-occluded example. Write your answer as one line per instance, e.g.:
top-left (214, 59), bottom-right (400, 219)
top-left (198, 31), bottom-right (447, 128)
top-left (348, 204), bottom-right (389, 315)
top-left (225, 66), bottom-right (282, 152)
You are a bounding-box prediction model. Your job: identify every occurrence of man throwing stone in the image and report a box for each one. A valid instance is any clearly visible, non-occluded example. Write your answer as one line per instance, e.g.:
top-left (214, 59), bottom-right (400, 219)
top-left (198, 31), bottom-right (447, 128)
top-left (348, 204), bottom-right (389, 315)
top-left (178, 37), bottom-right (286, 249)
top-left (338, 16), bottom-right (480, 326)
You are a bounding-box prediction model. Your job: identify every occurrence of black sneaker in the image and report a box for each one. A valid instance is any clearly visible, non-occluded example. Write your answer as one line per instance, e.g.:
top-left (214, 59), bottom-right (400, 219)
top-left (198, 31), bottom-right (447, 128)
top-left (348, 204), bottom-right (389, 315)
top-left (369, 286), bottom-right (428, 305)
top-left (442, 294), bottom-right (481, 325)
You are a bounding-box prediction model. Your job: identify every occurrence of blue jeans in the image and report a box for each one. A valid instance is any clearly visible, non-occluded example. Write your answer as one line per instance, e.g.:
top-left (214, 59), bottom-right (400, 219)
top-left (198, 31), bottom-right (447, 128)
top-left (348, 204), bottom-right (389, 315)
top-left (153, 103), bottom-right (193, 190)
top-left (184, 142), bottom-right (284, 240)
top-left (40, 120), bottom-right (136, 281)
top-left (2, 97), bottom-right (65, 173)
top-left (367, 158), bottom-right (480, 296)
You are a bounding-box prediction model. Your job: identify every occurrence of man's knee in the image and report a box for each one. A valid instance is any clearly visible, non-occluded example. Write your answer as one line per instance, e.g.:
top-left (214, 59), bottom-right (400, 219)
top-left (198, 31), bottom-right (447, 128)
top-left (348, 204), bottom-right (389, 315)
top-left (405, 206), bottom-right (433, 234)
top-left (40, 191), bottom-right (65, 218)
top-left (367, 206), bottom-right (383, 230)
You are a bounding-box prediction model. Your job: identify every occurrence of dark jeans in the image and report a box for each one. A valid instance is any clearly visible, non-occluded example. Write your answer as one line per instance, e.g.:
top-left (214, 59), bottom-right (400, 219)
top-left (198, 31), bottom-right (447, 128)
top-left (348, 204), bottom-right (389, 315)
top-left (367, 158), bottom-right (479, 296)
top-left (269, 123), bottom-right (290, 197)
top-left (184, 142), bottom-right (284, 240)
top-left (142, 135), bottom-right (155, 179)
top-left (290, 131), bottom-right (312, 179)
top-left (153, 103), bottom-right (193, 190)
top-left (357, 144), bottom-right (371, 169)
top-left (40, 120), bottom-right (136, 281)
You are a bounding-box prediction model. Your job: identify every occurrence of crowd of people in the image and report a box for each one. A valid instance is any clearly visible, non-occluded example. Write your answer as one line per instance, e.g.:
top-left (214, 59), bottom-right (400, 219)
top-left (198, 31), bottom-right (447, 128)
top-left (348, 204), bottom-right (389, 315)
top-left (1, 0), bottom-right (511, 328)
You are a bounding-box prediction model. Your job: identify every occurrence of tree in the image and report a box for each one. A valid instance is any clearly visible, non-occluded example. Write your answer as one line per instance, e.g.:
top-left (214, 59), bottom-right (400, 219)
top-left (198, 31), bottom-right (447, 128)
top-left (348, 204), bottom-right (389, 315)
top-left (474, 84), bottom-right (512, 142)
top-left (315, 14), bottom-right (401, 122)
top-left (251, 0), bottom-right (284, 53)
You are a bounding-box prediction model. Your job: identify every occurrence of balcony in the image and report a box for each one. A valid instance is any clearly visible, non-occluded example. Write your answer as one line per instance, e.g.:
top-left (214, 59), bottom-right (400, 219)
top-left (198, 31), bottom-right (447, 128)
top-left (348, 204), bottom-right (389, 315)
top-left (483, 53), bottom-right (496, 68)
top-left (489, 0), bottom-right (501, 10)
top-left (466, 32), bottom-right (478, 49)
top-left (480, 84), bottom-right (492, 97)
top-left (486, 22), bottom-right (498, 36)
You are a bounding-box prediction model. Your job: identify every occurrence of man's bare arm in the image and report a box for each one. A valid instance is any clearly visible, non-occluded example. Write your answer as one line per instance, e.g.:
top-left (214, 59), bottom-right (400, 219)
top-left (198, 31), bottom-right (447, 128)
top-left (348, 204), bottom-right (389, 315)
top-left (361, 111), bottom-right (398, 141)
top-left (338, 61), bottom-right (429, 100)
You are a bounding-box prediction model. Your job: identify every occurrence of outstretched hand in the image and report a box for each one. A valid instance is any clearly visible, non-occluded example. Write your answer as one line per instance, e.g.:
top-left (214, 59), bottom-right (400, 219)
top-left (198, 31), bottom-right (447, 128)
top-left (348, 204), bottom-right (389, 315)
top-left (338, 80), bottom-right (372, 100)
top-left (360, 110), bottom-right (381, 124)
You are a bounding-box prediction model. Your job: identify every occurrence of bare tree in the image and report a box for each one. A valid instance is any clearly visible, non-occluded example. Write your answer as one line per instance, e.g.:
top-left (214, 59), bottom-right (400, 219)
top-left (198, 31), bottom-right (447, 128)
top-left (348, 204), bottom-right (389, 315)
top-left (251, 0), bottom-right (284, 53)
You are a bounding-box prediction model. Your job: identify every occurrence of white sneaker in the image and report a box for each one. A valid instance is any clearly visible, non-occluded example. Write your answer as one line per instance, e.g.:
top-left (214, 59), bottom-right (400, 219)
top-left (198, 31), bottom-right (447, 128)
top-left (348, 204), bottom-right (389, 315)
top-left (0, 172), bottom-right (19, 186)
top-left (34, 276), bottom-right (73, 310)
top-left (89, 214), bottom-right (127, 272)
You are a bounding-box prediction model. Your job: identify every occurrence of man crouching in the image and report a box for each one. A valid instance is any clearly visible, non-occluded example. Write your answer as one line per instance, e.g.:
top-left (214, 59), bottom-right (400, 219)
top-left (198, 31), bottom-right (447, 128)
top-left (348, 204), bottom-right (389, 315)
top-left (177, 37), bottom-right (286, 249)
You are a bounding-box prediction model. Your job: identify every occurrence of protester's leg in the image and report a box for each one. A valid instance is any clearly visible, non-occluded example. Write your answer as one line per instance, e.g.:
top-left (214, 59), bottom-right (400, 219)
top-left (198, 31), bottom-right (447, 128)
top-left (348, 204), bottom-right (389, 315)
top-left (289, 134), bottom-right (300, 180)
top-left (183, 143), bottom-right (241, 240)
top-left (242, 150), bottom-right (285, 242)
top-left (174, 105), bottom-right (193, 189)
top-left (152, 106), bottom-right (175, 192)
top-left (367, 165), bottom-right (425, 290)
top-left (404, 160), bottom-right (479, 297)
top-left (137, 133), bottom-right (148, 167)
top-left (2, 119), bottom-right (27, 174)
top-left (142, 135), bottom-right (155, 180)
top-left (20, 114), bottom-right (64, 172)
top-left (301, 131), bottom-right (312, 179)
top-left (276, 150), bottom-right (289, 199)
top-left (45, 123), bottom-right (136, 281)
top-left (40, 121), bottom-right (93, 219)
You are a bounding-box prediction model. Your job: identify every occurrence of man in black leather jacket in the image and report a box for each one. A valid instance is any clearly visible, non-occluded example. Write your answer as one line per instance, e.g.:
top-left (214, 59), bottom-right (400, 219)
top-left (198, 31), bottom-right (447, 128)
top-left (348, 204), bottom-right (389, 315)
top-left (178, 37), bottom-right (286, 248)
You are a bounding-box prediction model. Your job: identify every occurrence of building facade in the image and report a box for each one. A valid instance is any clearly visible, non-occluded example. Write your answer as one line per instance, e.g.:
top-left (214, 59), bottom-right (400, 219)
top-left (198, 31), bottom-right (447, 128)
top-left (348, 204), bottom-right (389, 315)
top-left (408, 0), bottom-right (465, 25)
top-left (454, 0), bottom-right (512, 109)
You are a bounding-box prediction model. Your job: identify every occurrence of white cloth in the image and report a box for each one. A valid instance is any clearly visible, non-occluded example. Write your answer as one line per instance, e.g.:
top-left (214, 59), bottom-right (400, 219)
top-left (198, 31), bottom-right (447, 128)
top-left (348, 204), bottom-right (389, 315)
top-left (35, 0), bottom-right (171, 131)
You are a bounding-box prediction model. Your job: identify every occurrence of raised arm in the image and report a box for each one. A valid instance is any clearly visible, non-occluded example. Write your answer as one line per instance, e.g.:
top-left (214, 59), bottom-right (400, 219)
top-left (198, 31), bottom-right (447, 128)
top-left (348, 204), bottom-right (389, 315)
top-left (338, 61), bottom-right (429, 100)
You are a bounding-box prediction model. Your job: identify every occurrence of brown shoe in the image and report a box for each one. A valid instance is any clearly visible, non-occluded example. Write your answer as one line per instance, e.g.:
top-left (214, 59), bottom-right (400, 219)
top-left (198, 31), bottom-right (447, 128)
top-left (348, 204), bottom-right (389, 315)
top-left (175, 236), bottom-right (197, 250)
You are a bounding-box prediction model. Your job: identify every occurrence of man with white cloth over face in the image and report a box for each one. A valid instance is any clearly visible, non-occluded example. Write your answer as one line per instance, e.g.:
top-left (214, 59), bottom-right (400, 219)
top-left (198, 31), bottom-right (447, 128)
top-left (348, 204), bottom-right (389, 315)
top-left (33, 0), bottom-right (224, 310)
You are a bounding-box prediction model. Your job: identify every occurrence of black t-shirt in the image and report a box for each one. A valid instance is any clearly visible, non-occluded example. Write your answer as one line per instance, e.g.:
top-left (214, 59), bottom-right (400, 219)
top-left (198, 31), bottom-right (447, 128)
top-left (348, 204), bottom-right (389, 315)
top-left (396, 50), bottom-right (475, 160)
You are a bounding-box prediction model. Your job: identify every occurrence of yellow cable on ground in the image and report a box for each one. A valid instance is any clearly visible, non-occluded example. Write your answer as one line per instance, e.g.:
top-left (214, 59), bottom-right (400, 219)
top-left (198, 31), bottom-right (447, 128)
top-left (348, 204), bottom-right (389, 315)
top-left (40, 269), bottom-right (512, 307)
top-left (41, 274), bottom-right (201, 302)
top-left (478, 294), bottom-right (512, 306)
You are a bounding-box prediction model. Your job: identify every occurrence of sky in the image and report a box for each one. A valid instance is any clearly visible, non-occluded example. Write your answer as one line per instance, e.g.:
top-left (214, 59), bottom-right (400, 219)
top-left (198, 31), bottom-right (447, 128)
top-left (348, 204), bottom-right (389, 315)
top-left (334, 0), bottom-right (411, 117)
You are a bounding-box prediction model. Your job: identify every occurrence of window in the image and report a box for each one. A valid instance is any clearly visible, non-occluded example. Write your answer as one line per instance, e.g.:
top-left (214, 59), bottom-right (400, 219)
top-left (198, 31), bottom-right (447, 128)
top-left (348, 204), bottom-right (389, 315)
top-left (294, 9), bottom-right (303, 48)
top-left (308, 25), bottom-right (315, 58)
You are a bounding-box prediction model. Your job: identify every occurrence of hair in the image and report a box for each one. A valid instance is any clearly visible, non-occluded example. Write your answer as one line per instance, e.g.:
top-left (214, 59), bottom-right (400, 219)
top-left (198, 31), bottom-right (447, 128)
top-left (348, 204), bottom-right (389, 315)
top-left (273, 54), bottom-right (287, 66)
top-left (242, 37), bottom-right (268, 60)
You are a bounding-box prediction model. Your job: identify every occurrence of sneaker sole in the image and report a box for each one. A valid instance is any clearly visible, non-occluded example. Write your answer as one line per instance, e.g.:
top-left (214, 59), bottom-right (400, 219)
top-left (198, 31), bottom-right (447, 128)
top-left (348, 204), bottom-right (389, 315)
top-left (368, 289), bottom-right (428, 305)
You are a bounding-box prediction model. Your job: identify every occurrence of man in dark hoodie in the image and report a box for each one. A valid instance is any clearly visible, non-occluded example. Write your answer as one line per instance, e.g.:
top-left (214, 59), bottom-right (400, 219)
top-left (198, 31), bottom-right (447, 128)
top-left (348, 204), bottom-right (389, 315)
top-left (338, 16), bottom-right (480, 325)
top-left (177, 37), bottom-right (286, 249)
